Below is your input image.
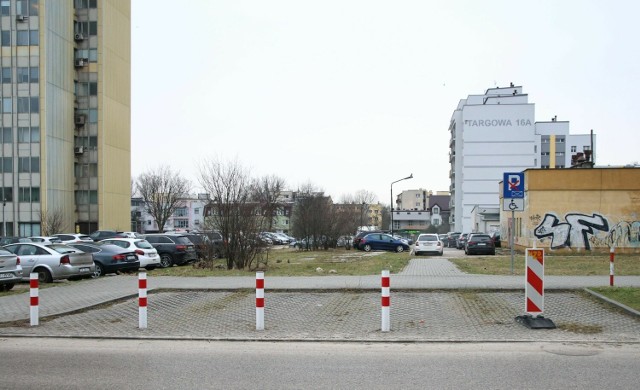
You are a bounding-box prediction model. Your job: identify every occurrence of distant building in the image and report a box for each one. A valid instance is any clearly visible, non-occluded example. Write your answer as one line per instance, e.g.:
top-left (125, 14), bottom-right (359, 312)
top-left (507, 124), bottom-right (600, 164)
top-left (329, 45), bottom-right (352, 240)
top-left (449, 84), bottom-right (596, 233)
top-left (392, 189), bottom-right (450, 233)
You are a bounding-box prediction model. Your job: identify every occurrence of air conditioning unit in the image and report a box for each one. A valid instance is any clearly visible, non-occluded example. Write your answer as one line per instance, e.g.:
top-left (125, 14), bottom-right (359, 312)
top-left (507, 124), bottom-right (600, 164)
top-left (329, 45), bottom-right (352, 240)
top-left (74, 33), bottom-right (84, 41)
top-left (74, 146), bottom-right (84, 155)
top-left (74, 115), bottom-right (85, 125)
top-left (16, 15), bottom-right (27, 22)
top-left (74, 58), bottom-right (87, 67)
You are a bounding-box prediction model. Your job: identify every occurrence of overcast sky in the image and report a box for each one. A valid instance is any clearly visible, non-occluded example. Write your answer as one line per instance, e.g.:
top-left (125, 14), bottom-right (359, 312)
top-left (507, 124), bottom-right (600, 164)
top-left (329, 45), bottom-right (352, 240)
top-left (131, 0), bottom-right (640, 204)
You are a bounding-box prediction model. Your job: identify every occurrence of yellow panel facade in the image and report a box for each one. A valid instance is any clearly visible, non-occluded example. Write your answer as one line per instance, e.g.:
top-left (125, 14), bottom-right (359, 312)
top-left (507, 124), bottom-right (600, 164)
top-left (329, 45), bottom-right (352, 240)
top-left (96, 0), bottom-right (131, 230)
top-left (501, 168), bottom-right (640, 253)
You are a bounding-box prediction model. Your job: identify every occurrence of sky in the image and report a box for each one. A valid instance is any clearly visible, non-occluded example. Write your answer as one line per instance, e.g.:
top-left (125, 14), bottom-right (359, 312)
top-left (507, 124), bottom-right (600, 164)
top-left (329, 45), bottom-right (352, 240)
top-left (131, 0), bottom-right (640, 205)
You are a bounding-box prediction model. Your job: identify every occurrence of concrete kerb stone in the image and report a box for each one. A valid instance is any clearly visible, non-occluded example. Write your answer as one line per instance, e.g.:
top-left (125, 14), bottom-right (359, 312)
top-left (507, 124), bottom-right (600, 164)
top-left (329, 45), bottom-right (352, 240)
top-left (583, 288), bottom-right (640, 318)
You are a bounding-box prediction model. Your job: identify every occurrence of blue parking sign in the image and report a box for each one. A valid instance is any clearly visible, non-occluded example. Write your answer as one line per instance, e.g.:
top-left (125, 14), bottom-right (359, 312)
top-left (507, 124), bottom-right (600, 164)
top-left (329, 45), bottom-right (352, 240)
top-left (503, 172), bottom-right (524, 199)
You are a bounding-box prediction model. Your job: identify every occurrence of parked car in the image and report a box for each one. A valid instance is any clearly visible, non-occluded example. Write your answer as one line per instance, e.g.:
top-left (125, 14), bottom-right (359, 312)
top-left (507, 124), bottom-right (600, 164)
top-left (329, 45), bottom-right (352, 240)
top-left (445, 232), bottom-right (461, 248)
top-left (100, 238), bottom-right (161, 270)
top-left (0, 236), bottom-right (32, 246)
top-left (68, 242), bottom-right (140, 277)
top-left (181, 233), bottom-right (208, 260)
top-left (357, 233), bottom-right (410, 253)
top-left (464, 233), bottom-right (496, 255)
top-left (0, 248), bottom-right (22, 291)
top-left (414, 233), bottom-right (444, 256)
top-left (202, 231), bottom-right (224, 259)
top-left (53, 233), bottom-right (93, 244)
top-left (121, 231), bottom-right (145, 239)
top-left (4, 243), bottom-right (95, 283)
top-left (489, 231), bottom-right (502, 248)
top-left (89, 230), bottom-right (127, 242)
top-left (352, 230), bottom-right (383, 249)
top-left (144, 233), bottom-right (198, 268)
top-left (29, 236), bottom-right (63, 244)
top-left (456, 233), bottom-right (469, 249)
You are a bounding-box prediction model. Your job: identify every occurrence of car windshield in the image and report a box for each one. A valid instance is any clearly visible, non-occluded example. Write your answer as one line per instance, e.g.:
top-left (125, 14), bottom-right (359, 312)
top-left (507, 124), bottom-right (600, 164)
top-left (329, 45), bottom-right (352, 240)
top-left (418, 235), bottom-right (438, 242)
top-left (471, 235), bottom-right (491, 241)
top-left (175, 236), bottom-right (192, 245)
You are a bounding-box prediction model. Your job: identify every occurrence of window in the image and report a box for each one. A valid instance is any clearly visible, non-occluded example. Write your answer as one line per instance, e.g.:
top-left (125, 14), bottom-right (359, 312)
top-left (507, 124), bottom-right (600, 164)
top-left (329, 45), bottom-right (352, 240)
top-left (17, 67), bottom-right (29, 83)
top-left (1, 98), bottom-right (11, 114)
top-left (88, 109), bottom-right (97, 123)
top-left (1, 158), bottom-right (12, 173)
top-left (1, 1), bottom-right (9, 16)
top-left (2, 67), bottom-right (11, 83)
top-left (29, 0), bottom-right (38, 15)
top-left (584, 146), bottom-right (591, 151)
top-left (89, 190), bottom-right (97, 204)
top-left (31, 127), bottom-right (39, 142)
top-left (30, 67), bottom-right (38, 82)
top-left (17, 97), bottom-right (29, 113)
top-left (1, 30), bottom-right (10, 46)
top-left (557, 165), bottom-right (565, 168)
top-left (18, 157), bottom-right (39, 173)
top-left (541, 152), bottom-right (549, 156)
top-left (89, 21), bottom-right (97, 35)
top-left (2, 127), bottom-right (12, 143)
top-left (534, 145), bottom-right (537, 153)
top-left (556, 137), bottom-right (565, 143)
top-left (174, 220), bottom-right (189, 228)
top-left (541, 165), bottom-right (550, 169)
top-left (18, 127), bottom-right (30, 142)
top-left (29, 30), bottom-right (39, 45)
top-left (174, 208), bottom-right (188, 217)
top-left (571, 146), bottom-right (577, 152)
top-left (0, 186), bottom-right (12, 201)
top-left (17, 31), bottom-right (29, 46)
top-left (194, 208), bottom-right (200, 215)
top-left (415, 202), bottom-right (420, 207)
top-left (89, 82), bottom-right (97, 95)
top-left (433, 206), bottom-right (440, 215)
top-left (415, 193), bottom-right (421, 198)
top-left (30, 97), bottom-right (39, 112)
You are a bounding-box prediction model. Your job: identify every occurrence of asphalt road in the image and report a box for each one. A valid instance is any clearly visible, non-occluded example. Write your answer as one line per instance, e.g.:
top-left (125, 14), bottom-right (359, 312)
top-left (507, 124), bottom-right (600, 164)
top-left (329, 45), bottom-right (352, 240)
top-left (2, 338), bottom-right (639, 389)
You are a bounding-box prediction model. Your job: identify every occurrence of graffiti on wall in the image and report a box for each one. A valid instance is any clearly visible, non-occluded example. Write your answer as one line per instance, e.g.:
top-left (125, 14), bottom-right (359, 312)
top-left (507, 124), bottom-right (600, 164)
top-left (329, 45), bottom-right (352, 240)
top-left (534, 212), bottom-right (640, 250)
top-left (533, 213), bottom-right (609, 250)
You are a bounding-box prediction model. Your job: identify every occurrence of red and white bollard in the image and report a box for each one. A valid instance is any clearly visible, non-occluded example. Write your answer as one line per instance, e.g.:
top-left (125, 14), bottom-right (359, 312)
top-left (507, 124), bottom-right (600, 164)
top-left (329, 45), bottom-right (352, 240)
top-left (381, 270), bottom-right (390, 332)
top-left (256, 272), bottom-right (265, 330)
top-left (138, 272), bottom-right (147, 329)
top-left (30, 273), bottom-right (39, 326)
top-left (610, 247), bottom-right (615, 287)
top-left (525, 249), bottom-right (545, 315)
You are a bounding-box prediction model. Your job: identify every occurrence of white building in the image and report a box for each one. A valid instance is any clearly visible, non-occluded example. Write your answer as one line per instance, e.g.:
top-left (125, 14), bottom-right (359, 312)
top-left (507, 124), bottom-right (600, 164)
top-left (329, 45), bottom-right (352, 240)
top-left (449, 84), bottom-right (596, 233)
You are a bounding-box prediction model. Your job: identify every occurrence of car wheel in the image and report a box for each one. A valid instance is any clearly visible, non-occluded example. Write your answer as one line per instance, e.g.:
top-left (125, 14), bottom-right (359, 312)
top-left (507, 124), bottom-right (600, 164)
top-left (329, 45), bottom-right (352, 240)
top-left (414, 251), bottom-right (420, 256)
top-left (159, 253), bottom-right (173, 268)
top-left (396, 245), bottom-right (404, 253)
top-left (92, 263), bottom-right (105, 278)
top-left (438, 251), bottom-right (443, 256)
top-left (363, 244), bottom-right (372, 252)
top-left (36, 268), bottom-right (53, 283)
top-left (0, 283), bottom-right (14, 291)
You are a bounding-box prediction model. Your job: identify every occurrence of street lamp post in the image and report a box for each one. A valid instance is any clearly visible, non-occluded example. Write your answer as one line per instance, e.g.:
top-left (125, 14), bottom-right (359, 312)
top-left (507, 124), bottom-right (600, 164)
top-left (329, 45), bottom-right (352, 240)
top-left (390, 174), bottom-right (413, 236)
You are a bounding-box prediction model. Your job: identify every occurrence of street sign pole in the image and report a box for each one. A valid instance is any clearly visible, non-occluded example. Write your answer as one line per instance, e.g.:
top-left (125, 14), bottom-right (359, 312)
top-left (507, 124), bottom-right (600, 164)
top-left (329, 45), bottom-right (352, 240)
top-left (503, 172), bottom-right (525, 276)
top-left (510, 207), bottom-right (515, 275)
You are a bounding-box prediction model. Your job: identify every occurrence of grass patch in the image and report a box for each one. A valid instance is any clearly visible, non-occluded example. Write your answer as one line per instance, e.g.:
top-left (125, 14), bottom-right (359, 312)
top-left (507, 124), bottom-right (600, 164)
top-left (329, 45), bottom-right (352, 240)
top-left (556, 322), bottom-right (603, 334)
top-left (147, 247), bottom-right (412, 277)
top-left (450, 251), bottom-right (640, 276)
top-left (590, 287), bottom-right (640, 312)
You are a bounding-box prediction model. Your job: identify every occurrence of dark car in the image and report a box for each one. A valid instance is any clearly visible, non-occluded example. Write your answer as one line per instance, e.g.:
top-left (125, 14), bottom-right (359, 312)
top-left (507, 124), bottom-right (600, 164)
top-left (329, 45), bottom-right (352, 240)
top-left (89, 230), bottom-right (127, 242)
top-left (352, 230), bottom-right (384, 249)
top-left (490, 231), bottom-right (502, 248)
top-left (182, 233), bottom-right (209, 260)
top-left (358, 233), bottom-right (410, 253)
top-left (68, 242), bottom-right (140, 277)
top-left (445, 232), bottom-right (461, 248)
top-left (456, 233), bottom-right (469, 249)
top-left (464, 233), bottom-right (496, 255)
top-left (144, 233), bottom-right (198, 268)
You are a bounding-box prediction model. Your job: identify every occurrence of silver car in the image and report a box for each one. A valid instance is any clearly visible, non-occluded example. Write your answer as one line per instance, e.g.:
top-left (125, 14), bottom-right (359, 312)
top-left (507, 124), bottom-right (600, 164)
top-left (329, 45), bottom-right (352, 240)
top-left (0, 248), bottom-right (22, 291)
top-left (100, 238), bottom-right (161, 270)
top-left (4, 243), bottom-right (95, 283)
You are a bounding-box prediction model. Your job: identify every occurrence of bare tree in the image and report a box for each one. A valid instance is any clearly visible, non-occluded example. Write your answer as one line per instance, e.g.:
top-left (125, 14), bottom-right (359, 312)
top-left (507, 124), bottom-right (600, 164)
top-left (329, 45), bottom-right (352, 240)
top-left (135, 166), bottom-right (191, 232)
top-left (39, 208), bottom-right (67, 236)
top-left (252, 175), bottom-right (286, 232)
top-left (198, 158), bottom-right (278, 270)
top-left (290, 182), bottom-right (335, 250)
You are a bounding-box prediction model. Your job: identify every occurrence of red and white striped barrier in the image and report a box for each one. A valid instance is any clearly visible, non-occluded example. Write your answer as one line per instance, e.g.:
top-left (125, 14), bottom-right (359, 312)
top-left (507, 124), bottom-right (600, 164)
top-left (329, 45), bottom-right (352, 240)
top-left (30, 273), bottom-right (39, 326)
top-left (381, 270), bottom-right (390, 332)
top-left (256, 272), bottom-right (264, 330)
top-left (525, 249), bottom-right (545, 315)
top-left (139, 272), bottom-right (147, 329)
top-left (609, 247), bottom-right (615, 286)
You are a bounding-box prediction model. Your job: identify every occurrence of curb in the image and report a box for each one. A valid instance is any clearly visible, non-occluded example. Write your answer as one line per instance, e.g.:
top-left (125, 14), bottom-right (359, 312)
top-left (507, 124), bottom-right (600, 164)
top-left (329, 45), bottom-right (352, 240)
top-left (583, 288), bottom-right (640, 317)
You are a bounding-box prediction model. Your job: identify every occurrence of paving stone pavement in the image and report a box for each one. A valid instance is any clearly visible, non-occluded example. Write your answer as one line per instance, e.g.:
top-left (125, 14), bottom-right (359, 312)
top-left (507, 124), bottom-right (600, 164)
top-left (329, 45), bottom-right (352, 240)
top-left (1, 258), bottom-right (639, 342)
